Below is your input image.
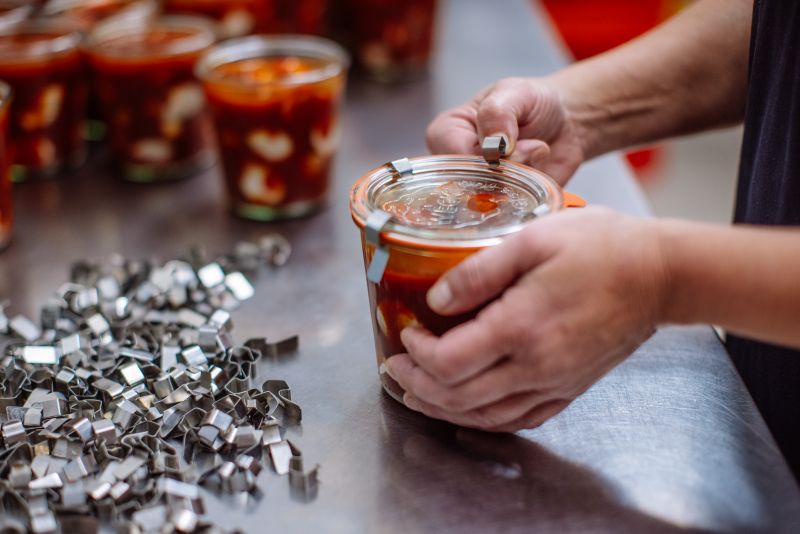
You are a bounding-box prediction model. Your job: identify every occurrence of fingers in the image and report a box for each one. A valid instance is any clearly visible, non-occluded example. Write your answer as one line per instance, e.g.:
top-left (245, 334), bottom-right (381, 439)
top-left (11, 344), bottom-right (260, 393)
top-left (402, 391), bottom-right (567, 432)
top-left (474, 81), bottom-right (529, 154)
top-left (427, 225), bottom-right (555, 316)
top-left (386, 353), bottom-right (535, 412)
top-left (398, 322), bottom-right (507, 385)
top-left (428, 79), bottom-right (544, 158)
top-left (425, 106), bottom-right (481, 155)
top-left (510, 139), bottom-right (551, 167)
top-left (487, 399), bottom-right (570, 433)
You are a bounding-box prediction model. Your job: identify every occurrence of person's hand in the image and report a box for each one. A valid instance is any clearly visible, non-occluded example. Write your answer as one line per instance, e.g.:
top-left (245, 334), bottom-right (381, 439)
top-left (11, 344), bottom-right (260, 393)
top-left (384, 207), bottom-right (670, 432)
top-left (426, 77), bottom-right (586, 185)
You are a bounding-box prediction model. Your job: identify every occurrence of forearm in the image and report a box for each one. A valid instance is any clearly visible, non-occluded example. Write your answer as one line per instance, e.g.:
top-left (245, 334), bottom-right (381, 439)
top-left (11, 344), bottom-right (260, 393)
top-left (545, 0), bottom-right (752, 159)
top-left (659, 220), bottom-right (800, 348)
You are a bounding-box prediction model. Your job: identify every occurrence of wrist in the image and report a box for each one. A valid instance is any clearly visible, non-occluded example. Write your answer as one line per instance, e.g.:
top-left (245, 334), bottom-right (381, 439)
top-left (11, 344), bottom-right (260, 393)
top-left (652, 218), bottom-right (692, 326)
top-left (543, 68), bottom-right (611, 161)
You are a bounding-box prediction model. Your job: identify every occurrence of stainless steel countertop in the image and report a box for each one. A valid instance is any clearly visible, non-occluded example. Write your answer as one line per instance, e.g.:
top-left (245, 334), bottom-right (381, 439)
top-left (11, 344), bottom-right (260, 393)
top-left (2, 0), bottom-right (799, 532)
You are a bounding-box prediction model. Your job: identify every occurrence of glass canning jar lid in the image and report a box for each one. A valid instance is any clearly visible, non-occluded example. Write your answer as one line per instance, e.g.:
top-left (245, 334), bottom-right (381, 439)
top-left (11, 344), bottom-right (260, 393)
top-left (351, 140), bottom-right (584, 251)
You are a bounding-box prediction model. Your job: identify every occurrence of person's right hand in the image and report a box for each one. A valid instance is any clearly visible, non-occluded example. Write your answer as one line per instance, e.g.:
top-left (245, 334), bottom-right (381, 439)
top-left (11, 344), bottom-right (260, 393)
top-left (426, 77), bottom-right (586, 185)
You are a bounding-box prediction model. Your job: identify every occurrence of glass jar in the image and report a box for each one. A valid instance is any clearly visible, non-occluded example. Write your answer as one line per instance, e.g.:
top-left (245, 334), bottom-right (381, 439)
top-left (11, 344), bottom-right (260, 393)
top-left (344, 0), bottom-right (438, 82)
top-left (0, 21), bottom-right (87, 181)
top-left (197, 35), bottom-right (349, 220)
top-left (350, 149), bottom-right (586, 403)
top-left (43, 0), bottom-right (158, 142)
top-left (0, 81), bottom-right (12, 250)
top-left (85, 15), bottom-right (217, 182)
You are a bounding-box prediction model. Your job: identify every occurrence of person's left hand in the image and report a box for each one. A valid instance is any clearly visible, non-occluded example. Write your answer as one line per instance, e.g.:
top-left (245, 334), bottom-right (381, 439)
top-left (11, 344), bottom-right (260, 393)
top-left (384, 207), bottom-right (670, 432)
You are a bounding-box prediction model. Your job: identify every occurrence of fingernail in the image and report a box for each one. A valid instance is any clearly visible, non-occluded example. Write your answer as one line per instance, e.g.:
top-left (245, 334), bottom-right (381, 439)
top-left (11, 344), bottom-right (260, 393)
top-left (399, 328), bottom-right (414, 349)
top-left (403, 394), bottom-right (421, 411)
top-left (427, 281), bottom-right (453, 311)
top-left (382, 359), bottom-right (397, 379)
top-left (529, 143), bottom-right (551, 163)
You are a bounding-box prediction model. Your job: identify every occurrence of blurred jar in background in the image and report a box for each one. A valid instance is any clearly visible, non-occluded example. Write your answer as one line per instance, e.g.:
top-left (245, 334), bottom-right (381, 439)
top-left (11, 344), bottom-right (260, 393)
top-left (42, 0), bottom-right (159, 142)
top-left (197, 35), bottom-right (348, 220)
top-left (164, 0), bottom-right (328, 39)
top-left (256, 0), bottom-right (327, 35)
top-left (341, 0), bottom-right (437, 82)
top-left (41, 0), bottom-right (158, 31)
top-left (0, 81), bottom-right (11, 250)
top-left (0, 22), bottom-right (87, 181)
top-left (86, 15), bottom-right (217, 183)
top-left (163, 0), bottom-right (267, 39)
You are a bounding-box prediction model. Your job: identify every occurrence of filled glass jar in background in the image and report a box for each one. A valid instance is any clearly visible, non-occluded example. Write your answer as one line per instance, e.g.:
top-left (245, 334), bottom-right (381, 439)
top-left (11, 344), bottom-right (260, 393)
top-left (163, 0), bottom-right (267, 39)
top-left (43, 0), bottom-right (158, 142)
top-left (197, 35), bottom-right (348, 220)
top-left (164, 0), bottom-right (328, 39)
top-left (0, 21), bottom-right (87, 181)
top-left (257, 0), bottom-right (328, 35)
top-left (342, 0), bottom-right (437, 82)
top-left (350, 152), bottom-right (585, 403)
top-left (85, 15), bottom-right (216, 182)
top-left (0, 81), bottom-right (12, 250)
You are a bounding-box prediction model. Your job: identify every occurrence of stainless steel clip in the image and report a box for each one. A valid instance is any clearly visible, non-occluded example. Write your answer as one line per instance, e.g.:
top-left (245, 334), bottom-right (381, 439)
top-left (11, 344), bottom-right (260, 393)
top-left (389, 157), bottom-right (413, 178)
top-left (365, 210), bottom-right (393, 284)
top-left (482, 135), bottom-right (508, 164)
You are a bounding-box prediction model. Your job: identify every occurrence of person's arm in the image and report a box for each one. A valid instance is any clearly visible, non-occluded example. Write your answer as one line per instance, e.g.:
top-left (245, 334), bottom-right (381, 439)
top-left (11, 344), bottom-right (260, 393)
top-left (660, 221), bottom-right (800, 348)
top-left (426, 0), bottom-right (753, 184)
top-left (552, 0), bottom-right (753, 159)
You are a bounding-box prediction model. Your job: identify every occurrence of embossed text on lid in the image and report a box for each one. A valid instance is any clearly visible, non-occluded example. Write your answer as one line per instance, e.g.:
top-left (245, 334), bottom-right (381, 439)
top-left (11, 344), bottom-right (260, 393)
top-left (375, 174), bottom-right (540, 232)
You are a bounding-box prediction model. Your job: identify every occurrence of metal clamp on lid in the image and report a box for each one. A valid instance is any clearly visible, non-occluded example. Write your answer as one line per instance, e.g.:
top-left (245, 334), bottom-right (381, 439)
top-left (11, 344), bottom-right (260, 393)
top-left (482, 135), bottom-right (508, 164)
top-left (365, 210), bottom-right (393, 283)
top-left (389, 158), bottom-right (414, 178)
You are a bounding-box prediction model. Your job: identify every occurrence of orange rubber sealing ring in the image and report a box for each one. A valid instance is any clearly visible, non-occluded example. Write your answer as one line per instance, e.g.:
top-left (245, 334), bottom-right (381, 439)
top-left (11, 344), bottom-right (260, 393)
top-left (563, 191), bottom-right (587, 208)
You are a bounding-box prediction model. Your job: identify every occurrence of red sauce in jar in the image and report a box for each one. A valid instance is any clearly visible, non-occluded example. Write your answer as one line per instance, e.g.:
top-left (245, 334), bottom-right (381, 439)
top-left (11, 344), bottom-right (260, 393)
top-left (0, 30), bottom-right (87, 178)
top-left (86, 23), bottom-right (215, 180)
top-left (344, 0), bottom-right (437, 81)
top-left (202, 55), bottom-right (345, 216)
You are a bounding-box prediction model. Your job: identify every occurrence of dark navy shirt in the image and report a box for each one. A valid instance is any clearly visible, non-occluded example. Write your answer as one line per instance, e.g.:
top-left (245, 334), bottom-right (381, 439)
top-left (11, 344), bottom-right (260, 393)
top-left (728, 0), bottom-right (800, 477)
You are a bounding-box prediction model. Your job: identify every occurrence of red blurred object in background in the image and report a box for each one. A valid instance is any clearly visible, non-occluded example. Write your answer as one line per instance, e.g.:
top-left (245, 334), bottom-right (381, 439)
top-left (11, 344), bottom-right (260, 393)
top-left (540, 0), bottom-right (685, 182)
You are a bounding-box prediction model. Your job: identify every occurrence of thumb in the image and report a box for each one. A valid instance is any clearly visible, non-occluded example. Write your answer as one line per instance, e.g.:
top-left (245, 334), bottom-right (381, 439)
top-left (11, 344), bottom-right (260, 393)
top-left (427, 224), bottom-right (555, 315)
top-left (509, 139), bottom-right (551, 166)
top-left (475, 82), bottom-right (530, 155)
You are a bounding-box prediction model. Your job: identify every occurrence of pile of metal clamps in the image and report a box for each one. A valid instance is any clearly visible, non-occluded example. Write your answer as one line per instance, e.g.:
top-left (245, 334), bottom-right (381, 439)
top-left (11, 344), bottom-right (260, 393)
top-left (0, 235), bottom-right (317, 534)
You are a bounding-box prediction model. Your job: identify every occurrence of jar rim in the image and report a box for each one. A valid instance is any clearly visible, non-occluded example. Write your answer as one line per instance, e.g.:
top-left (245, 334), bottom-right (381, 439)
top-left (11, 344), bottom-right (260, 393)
top-left (0, 21), bottom-right (83, 61)
top-left (42, 0), bottom-right (158, 27)
top-left (195, 34), bottom-right (350, 88)
top-left (350, 155), bottom-right (565, 250)
top-left (85, 14), bottom-right (216, 60)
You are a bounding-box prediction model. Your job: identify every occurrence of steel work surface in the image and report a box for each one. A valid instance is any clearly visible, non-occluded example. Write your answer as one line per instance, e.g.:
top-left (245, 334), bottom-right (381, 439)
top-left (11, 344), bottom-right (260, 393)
top-left (2, 0), bottom-right (799, 532)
